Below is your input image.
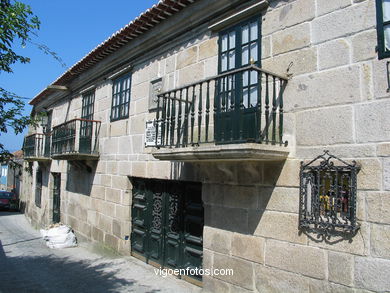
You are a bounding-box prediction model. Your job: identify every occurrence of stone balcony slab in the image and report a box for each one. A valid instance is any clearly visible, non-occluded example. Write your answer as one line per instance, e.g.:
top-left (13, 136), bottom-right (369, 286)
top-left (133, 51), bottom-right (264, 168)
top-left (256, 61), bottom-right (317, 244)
top-left (152, 143), bottom-right (289, 162)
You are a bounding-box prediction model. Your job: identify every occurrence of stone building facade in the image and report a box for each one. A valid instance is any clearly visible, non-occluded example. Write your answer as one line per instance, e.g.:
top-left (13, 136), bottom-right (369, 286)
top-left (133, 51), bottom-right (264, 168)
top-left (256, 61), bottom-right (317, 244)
top-left (21, 0), bottom-right (390, 292)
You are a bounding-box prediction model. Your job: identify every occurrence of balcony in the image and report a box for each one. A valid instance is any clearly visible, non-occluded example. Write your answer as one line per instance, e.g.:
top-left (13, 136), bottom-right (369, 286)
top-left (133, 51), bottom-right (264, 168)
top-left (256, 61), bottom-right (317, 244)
top-left (23, 133), bottom-right (51, 162)
top-left (151, 65), bottom-right (290, 162)
top-left (51, 119), bottom-right (101, 160)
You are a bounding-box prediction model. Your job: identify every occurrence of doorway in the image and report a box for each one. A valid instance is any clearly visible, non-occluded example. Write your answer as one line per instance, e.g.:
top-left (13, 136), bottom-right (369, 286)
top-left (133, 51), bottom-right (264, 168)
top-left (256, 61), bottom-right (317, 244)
top-left (131, 178), bottom-right (203, 284)
top-left (52, 173), bottom-right (61, 223)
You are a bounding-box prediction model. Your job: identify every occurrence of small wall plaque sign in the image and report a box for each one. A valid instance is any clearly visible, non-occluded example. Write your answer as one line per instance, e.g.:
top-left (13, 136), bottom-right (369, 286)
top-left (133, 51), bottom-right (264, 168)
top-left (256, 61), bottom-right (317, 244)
top-left (145, 120), bottom-right (162, 147)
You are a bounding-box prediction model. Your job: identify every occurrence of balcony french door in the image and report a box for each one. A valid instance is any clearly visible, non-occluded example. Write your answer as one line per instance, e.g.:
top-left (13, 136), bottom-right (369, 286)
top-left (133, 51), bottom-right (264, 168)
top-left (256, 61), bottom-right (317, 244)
top-left (80, 91), bottom-right (95, 154)
top-left (216, 17), bottom-right (261, 144)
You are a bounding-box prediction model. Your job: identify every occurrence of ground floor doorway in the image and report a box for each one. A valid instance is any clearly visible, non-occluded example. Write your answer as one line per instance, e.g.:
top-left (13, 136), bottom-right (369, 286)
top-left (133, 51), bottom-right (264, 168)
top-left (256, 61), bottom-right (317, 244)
top-left (52, 172), bottom-right (61, 223)
top-left (131, 178), bottom-right (203, 285)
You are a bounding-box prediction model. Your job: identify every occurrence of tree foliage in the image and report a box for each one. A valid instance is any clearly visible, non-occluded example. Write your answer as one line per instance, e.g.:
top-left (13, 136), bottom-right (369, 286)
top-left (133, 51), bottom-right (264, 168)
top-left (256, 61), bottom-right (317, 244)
top-left (0, 0), bottom-right (40, 161)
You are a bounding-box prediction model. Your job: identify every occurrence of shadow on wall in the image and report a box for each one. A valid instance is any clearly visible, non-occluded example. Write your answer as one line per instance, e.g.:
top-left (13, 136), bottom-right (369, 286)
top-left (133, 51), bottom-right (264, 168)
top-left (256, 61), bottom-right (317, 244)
top-left (0, 239), bottom-right (161, 293)
top-left (66, 161), bottom-right (97, 196)
top-left (170, 160), bottom-right (287, 235)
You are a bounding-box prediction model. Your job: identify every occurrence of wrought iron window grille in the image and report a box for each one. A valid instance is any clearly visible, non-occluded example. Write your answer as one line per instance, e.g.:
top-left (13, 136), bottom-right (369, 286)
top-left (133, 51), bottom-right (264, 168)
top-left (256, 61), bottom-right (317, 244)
top-left (299, 151), bottom-right (360, 236)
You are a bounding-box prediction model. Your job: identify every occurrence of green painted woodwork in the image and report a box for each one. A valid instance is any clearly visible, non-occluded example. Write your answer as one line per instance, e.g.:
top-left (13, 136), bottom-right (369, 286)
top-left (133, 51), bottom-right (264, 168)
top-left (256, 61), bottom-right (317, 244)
top-left (111, 73), bottom-right (131, 121)
top-left (131, 178), bottom-right (203, 282)
top-left (52, 173), bottom-right (61, 224)
top-left (216, 16), bottom-right (262, 144)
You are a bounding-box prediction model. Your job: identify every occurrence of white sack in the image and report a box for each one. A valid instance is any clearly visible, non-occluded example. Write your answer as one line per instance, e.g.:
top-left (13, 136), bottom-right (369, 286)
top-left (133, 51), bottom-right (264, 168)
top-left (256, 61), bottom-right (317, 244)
top-left (40, 224), bottom-right (77, 249)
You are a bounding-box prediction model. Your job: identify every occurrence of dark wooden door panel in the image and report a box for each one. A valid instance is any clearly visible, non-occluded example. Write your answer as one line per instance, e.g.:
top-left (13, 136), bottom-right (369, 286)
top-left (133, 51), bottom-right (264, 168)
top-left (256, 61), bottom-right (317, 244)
top-left (131, 179), bottom-right (150, 258)
top-left (52, 173), bottom-right (61, 224)
top-left (131, 179), bottom-right (203, 281)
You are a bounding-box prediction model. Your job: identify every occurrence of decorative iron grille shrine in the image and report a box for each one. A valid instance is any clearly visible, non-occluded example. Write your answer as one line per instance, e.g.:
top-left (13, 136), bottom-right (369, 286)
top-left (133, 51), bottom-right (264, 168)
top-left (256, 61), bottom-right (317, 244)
top-left (299, 151), bottom-right (360, 234)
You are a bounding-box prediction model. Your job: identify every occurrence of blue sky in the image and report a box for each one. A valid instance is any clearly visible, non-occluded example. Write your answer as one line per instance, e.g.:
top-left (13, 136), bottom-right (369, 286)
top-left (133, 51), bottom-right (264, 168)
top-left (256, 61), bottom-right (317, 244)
top-left (0, 0), bottom-right (158, 152)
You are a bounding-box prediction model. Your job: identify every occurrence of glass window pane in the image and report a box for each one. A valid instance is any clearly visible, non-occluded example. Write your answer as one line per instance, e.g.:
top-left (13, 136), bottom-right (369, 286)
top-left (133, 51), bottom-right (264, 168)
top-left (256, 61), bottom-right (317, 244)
top-left (221, 34), bottom-right (228, 51)
top-left (250, 42), bottom-right (258, 62)
top-left (250, 21), bottom-right (258, 41)
top-left (385, 24), bottom-right (390, 51)
top-left (243, 88), bottom-right (249, 108)
top-left (229, 31), bottom-right (236, 49)
top-left (114, 95), bottom-right (118, 106)
top-left (250, 86), bottom-right (258, 107)
top-left (383, 0), bottom-right (390, 21)
top-left (243, 71), bottom-right (249, 87)
top-left (227, 75), bottom-right (234, 91)
top-left (250, 70), bottom-right (258, 85)
top-left (242, 25), bottom-right (249, 43)
top-left (242, 45), bottom-right (249, 65)
top-left (221, 52), bottom-right (227, 71)
top-left (229, 50), bottom-right (235, 70)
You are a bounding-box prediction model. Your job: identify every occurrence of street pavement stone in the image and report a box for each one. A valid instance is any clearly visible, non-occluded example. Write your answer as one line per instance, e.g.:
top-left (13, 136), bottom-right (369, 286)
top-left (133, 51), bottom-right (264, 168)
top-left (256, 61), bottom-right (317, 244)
top-left (0, 212), bottom-right (202, 293)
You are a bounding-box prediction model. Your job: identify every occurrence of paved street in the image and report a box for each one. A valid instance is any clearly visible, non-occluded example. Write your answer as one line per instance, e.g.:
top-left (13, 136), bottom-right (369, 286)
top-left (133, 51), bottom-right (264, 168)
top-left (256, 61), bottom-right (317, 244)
top-left (0, 212), bottom-right (202, 293)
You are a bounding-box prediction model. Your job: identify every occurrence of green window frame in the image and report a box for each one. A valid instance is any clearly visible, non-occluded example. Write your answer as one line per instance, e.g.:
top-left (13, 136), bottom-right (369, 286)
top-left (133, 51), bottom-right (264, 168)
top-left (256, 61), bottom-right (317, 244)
top-left (82, 91), bottom-right (95, 120)
top-left (218, 16), bottom-right (262, 108)
top-left (111, 73), bottom-right (131, 121)
top-left (218, 16), bottom-right (261, 73)
top-left (376, 0), bottom-right (390, 59)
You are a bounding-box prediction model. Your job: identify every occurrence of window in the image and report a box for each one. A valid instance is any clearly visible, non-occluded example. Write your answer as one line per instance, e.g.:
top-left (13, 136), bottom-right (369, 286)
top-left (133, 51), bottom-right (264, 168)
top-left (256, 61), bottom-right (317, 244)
top-left (111, 73), bottom-right (131, 121)
top-left (80, 91), bottom-right (95, 154)
top-left (299, 151), bottom-right (360, 234)
top-left (376, 0), bottom-right (390, 59)
top-left (219, 17), bottom-right (260, 72)
top-left (82, 91), bottom-right (95, 120)
top-left (218, 17), bottom-right (261, 108)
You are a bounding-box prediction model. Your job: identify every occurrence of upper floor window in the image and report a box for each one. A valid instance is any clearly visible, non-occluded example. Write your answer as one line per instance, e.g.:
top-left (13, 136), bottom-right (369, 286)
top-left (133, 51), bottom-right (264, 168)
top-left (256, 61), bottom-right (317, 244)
top-left (111, 73), bottom-right (131, 121)
top-left (82, 91), bottom-right (95, 120)
top-left (219, 17), bottom-right (261, 73)
top-left (218, 17), bottom-right (261, 109)
top-left (376, 0), bottom-right (390, 59)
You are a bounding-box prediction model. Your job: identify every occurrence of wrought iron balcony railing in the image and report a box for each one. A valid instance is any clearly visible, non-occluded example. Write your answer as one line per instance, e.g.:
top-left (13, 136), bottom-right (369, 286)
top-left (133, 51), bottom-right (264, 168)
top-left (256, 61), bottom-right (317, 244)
top-left (23, 133), bottom-right (51, 160)
top-left (51, 118), bottom-right (101, 159)
top-left (154, 65), bottom-right (288, 149)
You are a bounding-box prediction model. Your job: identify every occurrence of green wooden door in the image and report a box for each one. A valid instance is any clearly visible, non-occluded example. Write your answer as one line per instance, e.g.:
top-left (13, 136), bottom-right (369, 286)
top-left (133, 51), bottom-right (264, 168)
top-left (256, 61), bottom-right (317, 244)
top-left (131, 179), bottom-right (149, 257)
top-left (163, 182), bottom-right (184, 269)
top-left (182, 183), bottom-right (203, 281)
top-left (215, 17), bottom-right (261, 144)
top-left (79, 120), bottom-right (93, 154)
top-left (52, 173), bottom-right (61, 223)
top-left (131, 179), bottom-right (203, 281)
top-left (148, 182), bottom-right (164, 266)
